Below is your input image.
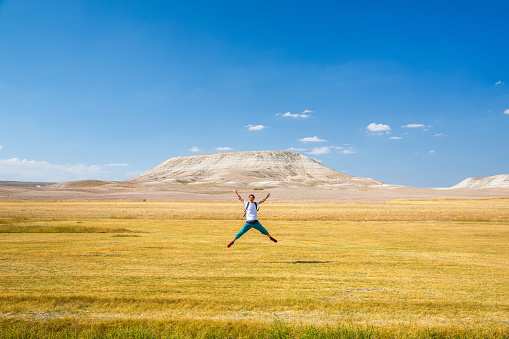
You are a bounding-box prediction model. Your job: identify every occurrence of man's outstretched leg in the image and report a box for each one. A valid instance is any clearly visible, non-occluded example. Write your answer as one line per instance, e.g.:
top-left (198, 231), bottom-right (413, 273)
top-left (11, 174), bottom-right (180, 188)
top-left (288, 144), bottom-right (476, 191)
top-left (227, 222), bottom-right (253, 248)
top-left (228, 234), bottom-right (277, 247)
top-left (252, 221), bottom-right (277, 244)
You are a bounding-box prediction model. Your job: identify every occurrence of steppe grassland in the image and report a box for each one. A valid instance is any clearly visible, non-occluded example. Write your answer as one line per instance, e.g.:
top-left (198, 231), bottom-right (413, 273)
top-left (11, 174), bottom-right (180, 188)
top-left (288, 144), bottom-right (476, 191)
top-left (0, 199), bottom-right (508, 338)
top-left (0, 198), bottom-right (508, 221)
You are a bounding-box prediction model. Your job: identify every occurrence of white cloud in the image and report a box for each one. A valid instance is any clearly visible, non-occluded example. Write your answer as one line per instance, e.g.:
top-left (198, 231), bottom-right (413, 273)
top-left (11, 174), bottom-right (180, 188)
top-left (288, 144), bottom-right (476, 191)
top-left (304, 145), bottom-right (358, 155)
top-left (189, 146), bottom-right (200, 152)
top-left (282, 112), bottom-right (310, 118)
top-left (389, 136), bottom-right (402, 140)
top-left (245, 124), bottom-right (268, 131)
top-left (495, 81), bottom-right (505, 86)
top-left (402, 124), bottom-right (425, 128)
top-left (302, 110), bottom-right (314, 114)
top-left (104, 163), bottom-right (128, 167)
top-left (0, 145), bottom-right (3, 150)
top-left (429, 150), bottom-right (435, 154)
top-left (504, 109), bottom-right (509, 114)
top-left (286, 147), bottom-right (306, 151)
top-left (0, 158), bottom-right (108, 182)
top-left (216, 147), bottom-right (233, 151)
top-left (299, 136), bottom-right (327, 143)
top-left (433, 133), bottom-right (447, 137)
top-left (307, 147), bottom-right (331, 155)
top-left (366, 123), bottom-right (391, 132)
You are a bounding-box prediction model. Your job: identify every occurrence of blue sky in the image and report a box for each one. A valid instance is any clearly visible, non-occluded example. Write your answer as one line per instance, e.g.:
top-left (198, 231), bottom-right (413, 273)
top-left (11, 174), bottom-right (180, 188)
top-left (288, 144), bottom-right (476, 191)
top-left (0, 0), bottom-right (508, 187)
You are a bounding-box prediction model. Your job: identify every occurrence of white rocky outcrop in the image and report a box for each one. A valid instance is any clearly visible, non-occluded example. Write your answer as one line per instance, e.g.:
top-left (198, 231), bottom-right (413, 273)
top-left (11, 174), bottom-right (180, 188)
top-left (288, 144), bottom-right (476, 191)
top-left (451, 174), bottom-right (509, 189)
top-left (127, 150), bottom-right (385, 188)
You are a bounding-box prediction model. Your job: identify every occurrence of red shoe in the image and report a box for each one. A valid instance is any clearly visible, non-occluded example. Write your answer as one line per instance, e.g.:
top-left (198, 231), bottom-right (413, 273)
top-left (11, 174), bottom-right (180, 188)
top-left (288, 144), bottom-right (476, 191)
top-left (227, 241), bottom-right (235, 248)
top-left (269, 236), bottom-right (277, 243)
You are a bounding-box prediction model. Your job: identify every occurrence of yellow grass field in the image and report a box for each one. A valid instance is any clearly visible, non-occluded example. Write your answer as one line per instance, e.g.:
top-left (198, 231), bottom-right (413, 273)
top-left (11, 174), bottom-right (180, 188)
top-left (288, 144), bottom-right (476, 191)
top-left (0, 199), bottom-right (508, 338)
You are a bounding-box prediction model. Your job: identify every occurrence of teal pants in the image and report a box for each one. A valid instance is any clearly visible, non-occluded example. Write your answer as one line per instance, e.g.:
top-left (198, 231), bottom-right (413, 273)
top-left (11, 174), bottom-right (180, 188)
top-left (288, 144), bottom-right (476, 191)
top-left (235, 220), bottom-right (269, 239)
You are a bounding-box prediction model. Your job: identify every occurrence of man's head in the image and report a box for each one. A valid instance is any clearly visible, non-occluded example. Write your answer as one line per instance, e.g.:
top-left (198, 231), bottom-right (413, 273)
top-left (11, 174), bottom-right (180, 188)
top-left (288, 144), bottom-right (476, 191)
top-left (248, 194), bottom-right (255, 202)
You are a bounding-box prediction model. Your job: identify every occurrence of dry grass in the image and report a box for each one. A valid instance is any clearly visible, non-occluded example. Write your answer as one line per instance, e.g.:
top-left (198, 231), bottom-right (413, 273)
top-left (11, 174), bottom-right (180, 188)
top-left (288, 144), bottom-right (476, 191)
top-left (1, 198), bottom-right (508, 221)
top-left (0, 219), bottom-right (137, 234)
top-left (0, 199), bottom-right (508, 337)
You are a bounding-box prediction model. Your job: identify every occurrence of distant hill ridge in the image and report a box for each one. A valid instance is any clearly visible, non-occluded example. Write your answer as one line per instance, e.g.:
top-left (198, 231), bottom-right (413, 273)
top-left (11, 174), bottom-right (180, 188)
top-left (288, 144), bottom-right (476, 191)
top-left (451, 174), bottom-right (509, 189)
top-left (126, 150), bottom-right (386, 189)
top-left (0, 181), bottom-right (57, 187)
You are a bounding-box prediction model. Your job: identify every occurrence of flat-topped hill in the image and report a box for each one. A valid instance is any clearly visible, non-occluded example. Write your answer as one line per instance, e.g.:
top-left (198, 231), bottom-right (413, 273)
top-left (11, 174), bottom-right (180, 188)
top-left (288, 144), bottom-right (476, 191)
top-left (126, 150), bottom-right (386, 189)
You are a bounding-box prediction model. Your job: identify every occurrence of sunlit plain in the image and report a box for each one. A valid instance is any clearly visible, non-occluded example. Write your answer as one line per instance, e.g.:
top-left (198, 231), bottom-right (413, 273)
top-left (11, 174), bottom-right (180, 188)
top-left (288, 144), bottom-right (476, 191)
top-left (1, 199), bottom-right (508, 338)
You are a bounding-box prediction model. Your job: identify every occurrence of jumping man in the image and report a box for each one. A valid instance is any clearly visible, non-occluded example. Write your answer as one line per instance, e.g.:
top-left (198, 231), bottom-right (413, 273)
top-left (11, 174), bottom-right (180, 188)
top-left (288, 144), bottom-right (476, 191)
top-left (227, 190), bottom-right (278, 248)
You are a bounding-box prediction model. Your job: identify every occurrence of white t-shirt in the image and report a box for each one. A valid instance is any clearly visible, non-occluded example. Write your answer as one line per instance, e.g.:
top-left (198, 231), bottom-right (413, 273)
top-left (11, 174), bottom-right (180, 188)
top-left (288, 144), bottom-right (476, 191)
top-left (243, 201), bottom-right (259, 221)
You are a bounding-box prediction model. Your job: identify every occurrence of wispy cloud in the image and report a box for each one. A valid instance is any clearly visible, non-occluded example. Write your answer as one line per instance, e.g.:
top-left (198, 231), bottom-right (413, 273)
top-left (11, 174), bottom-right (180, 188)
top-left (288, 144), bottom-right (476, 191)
top-left (280, 112), bottom-right (310, 118)
top-left (216, 147), bottom-right (233, 151)
top-left (245, 124), bottom-right (268, 131)
top-left (309, 145), bottom-right (359, 154)
top-left (104, 163), bottom-right (129, 167)
top-left (189, 146), bottom-right (200, 152)
top-left (286, 147), bottom-right (306, 151)
top-left (389, 136), bottom-right (402, 140)
top-left (0, 145), bottom-right (3, 150)
top-left (335, 145), bottom-right (357, 154)
top-left (307, 146), bottom-right (331, 155)
top-left (299, 136), bottom-right (327, 143)
top-left (504, 109), bottom-right (509, 114)
top-left (326, 145), bottom-right (357, 154)
top-left (366, 123), bottom-right (391, 133)
top-left (495, 81), bottom-right (505, 86)
top-left (0, 158), bottom-right (109, 182)
top-left (433, 133), bottom-right (447, 137)
top-left (302, 110), bottom-right (314, 114)
top-left (429, 150), bottom-right (435, 154)
top-left (402, 123), bottom-right (425, 128)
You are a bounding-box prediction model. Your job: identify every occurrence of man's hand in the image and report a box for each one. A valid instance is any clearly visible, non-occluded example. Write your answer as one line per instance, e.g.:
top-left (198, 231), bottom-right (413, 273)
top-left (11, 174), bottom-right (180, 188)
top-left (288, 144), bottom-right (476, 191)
top-left (259, 192), bottom-right (270, 204)
top-left (234, 189), bottom-right (243, 202)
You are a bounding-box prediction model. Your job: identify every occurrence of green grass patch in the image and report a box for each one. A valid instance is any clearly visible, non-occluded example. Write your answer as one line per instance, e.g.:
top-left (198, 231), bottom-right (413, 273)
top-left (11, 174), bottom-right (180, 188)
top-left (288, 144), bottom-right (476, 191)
top-left (0, 224), bottom-right (136, 233)
top-left (1, 319), bottom-right (507, 339)
top-left (112, 234), bottom-right (142, 237)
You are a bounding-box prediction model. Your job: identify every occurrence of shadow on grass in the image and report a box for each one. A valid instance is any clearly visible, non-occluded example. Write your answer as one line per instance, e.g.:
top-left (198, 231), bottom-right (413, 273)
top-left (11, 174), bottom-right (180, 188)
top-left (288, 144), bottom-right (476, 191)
top-left (259, 261), bottom-right (332, 264)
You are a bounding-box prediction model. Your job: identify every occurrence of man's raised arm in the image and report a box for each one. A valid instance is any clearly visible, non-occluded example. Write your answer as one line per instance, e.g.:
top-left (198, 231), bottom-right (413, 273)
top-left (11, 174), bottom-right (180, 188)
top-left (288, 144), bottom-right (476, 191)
top-left (259, 193), bottom-right (270, 204)
top-left (233, 189), bottom-right (244, 203)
